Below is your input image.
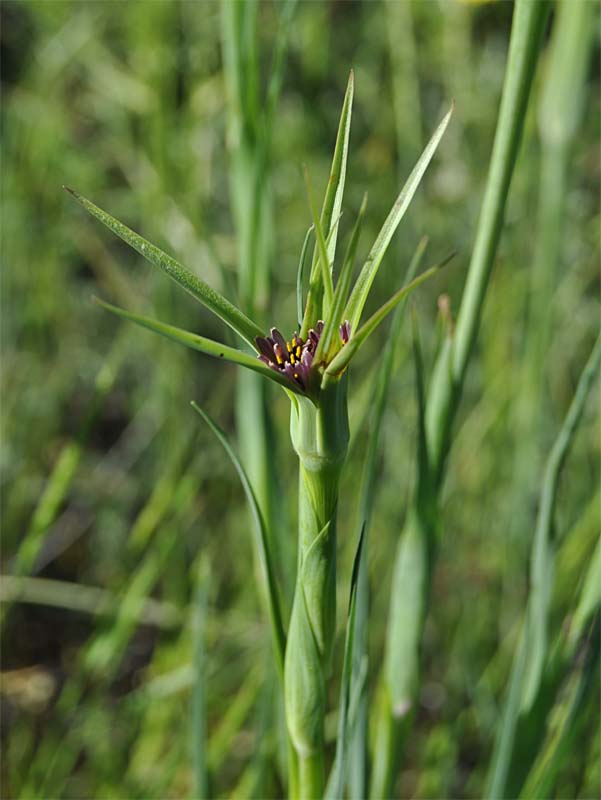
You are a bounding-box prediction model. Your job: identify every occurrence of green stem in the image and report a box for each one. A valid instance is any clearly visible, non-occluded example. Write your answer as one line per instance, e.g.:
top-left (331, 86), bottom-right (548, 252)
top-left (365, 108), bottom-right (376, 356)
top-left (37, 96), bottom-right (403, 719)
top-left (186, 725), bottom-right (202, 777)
top-left (284, 382), bottom-right (349, 799)
top-left (426, 0), bottom-right (551, 478)
top-left (298, 753), bottom-right (325, 800)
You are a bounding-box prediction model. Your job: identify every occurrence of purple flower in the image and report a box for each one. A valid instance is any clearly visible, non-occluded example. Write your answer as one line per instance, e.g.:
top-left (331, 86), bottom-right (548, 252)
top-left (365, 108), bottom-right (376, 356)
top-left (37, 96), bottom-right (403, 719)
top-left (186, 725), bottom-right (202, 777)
top-left (255, 320), bottom-right (350, 392)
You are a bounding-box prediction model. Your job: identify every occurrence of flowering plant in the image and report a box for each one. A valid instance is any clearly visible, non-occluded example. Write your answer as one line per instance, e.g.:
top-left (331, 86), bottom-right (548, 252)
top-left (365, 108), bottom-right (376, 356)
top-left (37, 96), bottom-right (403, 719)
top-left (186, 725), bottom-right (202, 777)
top-left (67, 72), bottom-right (452, 799)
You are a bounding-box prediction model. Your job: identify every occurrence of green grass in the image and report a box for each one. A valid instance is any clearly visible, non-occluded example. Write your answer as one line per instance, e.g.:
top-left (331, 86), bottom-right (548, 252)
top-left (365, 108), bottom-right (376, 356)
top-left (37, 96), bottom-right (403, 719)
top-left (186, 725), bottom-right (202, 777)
top-left (2, 1), bottom-right (599, 798)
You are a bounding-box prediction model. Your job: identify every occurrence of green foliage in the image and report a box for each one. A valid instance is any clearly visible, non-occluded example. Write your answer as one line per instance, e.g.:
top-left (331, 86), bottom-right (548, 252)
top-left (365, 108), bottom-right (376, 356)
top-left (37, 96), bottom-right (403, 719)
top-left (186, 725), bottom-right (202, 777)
top-left (2, 1), bottom-right (599, 799)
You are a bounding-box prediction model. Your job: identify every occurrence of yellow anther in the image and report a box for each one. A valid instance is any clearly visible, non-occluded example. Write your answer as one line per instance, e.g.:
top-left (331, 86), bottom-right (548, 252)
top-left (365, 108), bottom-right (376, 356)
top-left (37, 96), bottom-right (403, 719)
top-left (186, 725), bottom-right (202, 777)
top-left (296, 346), bottom-right (301, 358)
top-left (286, 342), bottom-right (293, 353)
top-left (290, 353), bottom-right (296, 364)
top-left (294, 373), bottom-right (299, 379)
top-left (292, 336), bottom-right (297, 347)
top-left (276, 354), bottom-right (283, 365)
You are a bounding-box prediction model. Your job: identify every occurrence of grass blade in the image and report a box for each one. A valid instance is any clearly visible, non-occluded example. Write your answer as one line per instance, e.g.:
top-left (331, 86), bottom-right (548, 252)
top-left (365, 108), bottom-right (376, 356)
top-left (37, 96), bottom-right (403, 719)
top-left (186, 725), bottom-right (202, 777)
top-left (316, 193), bottom-right (368, 363)
top-left (191, 557), bottom-right (210, 800)
top-left (521, 332), bottom-right (601, 710)
top-left (343, 104), bottom-right (453, 332)
top-left (191, 402), bottom-right (286, 679)
top-left (571, 535), bottom-right (601, 640)
top-left (324, 527), bottom-right (365, 800)
top-left (304, 167), bottom-right (334, 315)
top-left (519, 621), bottom-right (599, 800)
top-left (485, 333), bottom-right (601, 798)
top-left (301, 71), bottom-right (354, 336)
top-left (65, 187), bottom-right (263, 346)
top-left (324, 69), bottom-right (354, 267)
top-left (95, 297), bottom-right (302, 394)
top-left (425, 1), bottom-right (551, 476)
top-left (297, 224), bottom-right (314, 327)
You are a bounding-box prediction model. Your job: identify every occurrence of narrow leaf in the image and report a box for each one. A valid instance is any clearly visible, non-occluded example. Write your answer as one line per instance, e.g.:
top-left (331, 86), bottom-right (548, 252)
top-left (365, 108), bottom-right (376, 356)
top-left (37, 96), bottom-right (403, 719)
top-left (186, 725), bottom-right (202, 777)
top-left (95, 297), bottom-right (302, 394)
top-left (301, 71), bottom-right (354, 336)
top-left (66, 187), bottom-right (263, 346)
top-left (486, 333), bottom-right (601, 798)
top-left (316, 193), bottom-right (368, 363)
top-left (191, 403), bottom-right (286, 679)
top-left (521, 332), bottom-right (601, 710)
top-left (571, 534), bottom-right (601, 640)
top-left (325, 527), bottom-right (366, 800)
top-left (344, 104), bottom-right (453, 332)
top-left (297, 225), bottom-right (314, 326)
top-left (191, 558), bottom-right (210, 800)
top-left (325, 69), bottom-right (354, 266)
top-left (304, 167), bottom-right (334, 314)
top-left (411, 310), bottom-right (431, 497)
top-left (325, 255), bottom-right (452, 381)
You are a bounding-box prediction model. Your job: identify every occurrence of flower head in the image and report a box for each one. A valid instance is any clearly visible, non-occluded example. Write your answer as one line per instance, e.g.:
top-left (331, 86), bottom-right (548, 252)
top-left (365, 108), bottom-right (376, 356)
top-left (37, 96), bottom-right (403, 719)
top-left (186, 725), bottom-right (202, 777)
top-left (255, 320), bottom-right (351, 392)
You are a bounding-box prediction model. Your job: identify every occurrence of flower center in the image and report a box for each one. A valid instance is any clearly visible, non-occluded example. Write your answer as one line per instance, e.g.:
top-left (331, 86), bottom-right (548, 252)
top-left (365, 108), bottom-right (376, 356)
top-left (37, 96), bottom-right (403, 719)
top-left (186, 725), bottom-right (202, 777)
top-left (255, 320), bottom-right (349, 391)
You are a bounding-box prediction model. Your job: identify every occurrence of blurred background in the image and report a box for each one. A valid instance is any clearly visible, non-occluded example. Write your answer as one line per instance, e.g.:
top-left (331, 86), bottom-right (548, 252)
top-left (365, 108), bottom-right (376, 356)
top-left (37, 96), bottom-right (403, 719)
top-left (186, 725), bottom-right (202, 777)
top-left (1, 1), bottom-right (599, 798)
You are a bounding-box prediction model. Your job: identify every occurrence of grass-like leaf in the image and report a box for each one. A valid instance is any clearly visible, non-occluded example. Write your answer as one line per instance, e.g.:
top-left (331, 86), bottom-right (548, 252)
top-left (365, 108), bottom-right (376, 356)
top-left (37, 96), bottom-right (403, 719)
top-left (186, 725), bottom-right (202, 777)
top-left (304, 167), bottom-right (334, 315)
top-left (297, 224), bottom-right (314, 327)
top-left (301, 71), bottom-right (354, 336)
top-left (521, 332), bottom-right (601, 711)
top-left (316, 193), bottom-right (368, 363)
top-left (485, 333), bottom-right (601, 799)
top-left (519, 621), bottom-right (599, 800)
top-left (324, 526), bottom-right (365, 800)
top-left (95, 297), bottom-right (302, 394)
top-left (191, 558), bottom-right (210, 800)
top-left (343, 104), bottom-right (453, 332)
top-left (325, 69), bottom-right (354, 266)
top-left (190, 402), bottom-right (286, 679)
top-left (571, 534), bottom-right (601, 639)
top-left (65, 187), bottom-right (263, 346)
top-left (325, 255), bottom-right (452, 381)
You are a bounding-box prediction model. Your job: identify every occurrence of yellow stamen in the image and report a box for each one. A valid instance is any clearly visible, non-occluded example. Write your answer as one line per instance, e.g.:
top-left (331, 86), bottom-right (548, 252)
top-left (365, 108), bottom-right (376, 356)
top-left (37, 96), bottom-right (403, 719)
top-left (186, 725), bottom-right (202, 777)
top-left (276, 354), bottom-right (283, 365)
top-left (290, 353), bottom-right (296, 364)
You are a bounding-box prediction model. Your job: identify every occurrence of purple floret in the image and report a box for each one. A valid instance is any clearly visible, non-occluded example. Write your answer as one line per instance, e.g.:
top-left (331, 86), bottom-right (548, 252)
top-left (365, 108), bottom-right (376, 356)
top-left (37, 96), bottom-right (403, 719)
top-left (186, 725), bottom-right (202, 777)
top-left (254, 319), bottom-right (350, 392)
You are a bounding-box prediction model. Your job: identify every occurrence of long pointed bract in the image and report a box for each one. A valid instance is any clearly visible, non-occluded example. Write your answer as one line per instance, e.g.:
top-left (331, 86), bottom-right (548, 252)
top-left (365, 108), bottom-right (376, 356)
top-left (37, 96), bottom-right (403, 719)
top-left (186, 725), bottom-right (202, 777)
top-left (316, 193), bottom-right (367, 363)
top-left (301, 71), bottom-right (354, 336)
top-left (343, 104), bottom-right (453, 332)
top-left (94, 297), bottom-right (302, 393)
top-left (191, 403), bottom-right (287, 679)
top-left (65, 187), bottom-right (263, 346)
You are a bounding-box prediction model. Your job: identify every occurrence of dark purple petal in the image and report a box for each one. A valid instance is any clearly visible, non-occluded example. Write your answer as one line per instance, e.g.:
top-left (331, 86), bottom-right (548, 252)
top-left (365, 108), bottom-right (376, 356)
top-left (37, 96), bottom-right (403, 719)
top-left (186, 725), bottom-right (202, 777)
top-left (273, 343), bottom-right (286, 364)
top-left (270, 328), bottom-right (287, 351)
top-left (295, 363), bottom-right (310, 386)
top-left (339, 321), bottom-right (350, 344)
top-left (255, 336), bottom-right (276, 360)
top-left (258, 354), bottom-right (277, 369)
top-left (282, 362), bottom-right (303, 388)
top-left (301, 348), bottom-right (313, 367)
